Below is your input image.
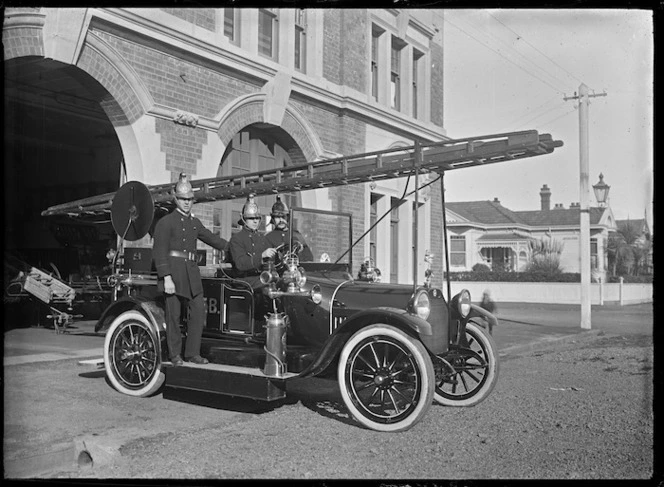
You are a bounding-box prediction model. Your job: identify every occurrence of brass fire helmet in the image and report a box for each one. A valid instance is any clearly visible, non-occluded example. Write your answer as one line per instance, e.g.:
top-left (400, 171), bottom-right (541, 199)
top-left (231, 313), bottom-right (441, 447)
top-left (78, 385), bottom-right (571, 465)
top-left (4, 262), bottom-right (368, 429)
top-left (271, 195), bottom-right (289, 218)
top-left (241, 193), bottom-right (262, 221)
top-left (173, 172), bottom-right (194, 199)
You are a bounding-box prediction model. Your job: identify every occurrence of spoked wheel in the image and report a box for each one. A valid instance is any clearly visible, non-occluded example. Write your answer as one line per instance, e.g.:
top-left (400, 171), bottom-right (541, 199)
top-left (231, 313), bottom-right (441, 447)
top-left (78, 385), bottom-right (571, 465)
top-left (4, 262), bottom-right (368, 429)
top-left (338, 324), bottom-right (434, 432)
top-left (434, 320), bottom-right (499, 407)
top-left (104, 310), bottom-right (164, 397)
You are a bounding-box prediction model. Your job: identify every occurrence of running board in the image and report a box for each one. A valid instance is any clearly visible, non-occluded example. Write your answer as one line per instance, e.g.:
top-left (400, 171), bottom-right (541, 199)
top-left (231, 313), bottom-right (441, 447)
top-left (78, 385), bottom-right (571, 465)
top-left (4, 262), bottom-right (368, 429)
top-left (78, 357), bottom-right (104, 367)
top-left (163, 362), bottom-right (298, 402)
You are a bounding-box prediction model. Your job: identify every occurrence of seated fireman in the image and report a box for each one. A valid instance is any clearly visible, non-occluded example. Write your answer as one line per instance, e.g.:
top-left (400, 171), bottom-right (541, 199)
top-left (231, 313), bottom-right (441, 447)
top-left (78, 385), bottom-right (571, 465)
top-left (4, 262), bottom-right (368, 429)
top-left (228, 194), bottom-right (277, 288)
top-left (265, 195), bottom-right (314, 262)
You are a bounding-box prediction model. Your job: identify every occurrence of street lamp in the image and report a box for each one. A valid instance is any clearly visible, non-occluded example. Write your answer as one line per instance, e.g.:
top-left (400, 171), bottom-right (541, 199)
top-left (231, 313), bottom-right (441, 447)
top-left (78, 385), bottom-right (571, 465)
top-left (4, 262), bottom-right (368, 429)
top-left (593, 173), bottom-right (610, 207)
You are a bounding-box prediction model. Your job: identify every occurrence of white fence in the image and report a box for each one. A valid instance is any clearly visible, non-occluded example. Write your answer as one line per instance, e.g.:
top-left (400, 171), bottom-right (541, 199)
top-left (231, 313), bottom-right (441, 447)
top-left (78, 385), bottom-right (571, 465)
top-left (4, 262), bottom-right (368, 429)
top-left (449, 279), bottom-right (652, 305)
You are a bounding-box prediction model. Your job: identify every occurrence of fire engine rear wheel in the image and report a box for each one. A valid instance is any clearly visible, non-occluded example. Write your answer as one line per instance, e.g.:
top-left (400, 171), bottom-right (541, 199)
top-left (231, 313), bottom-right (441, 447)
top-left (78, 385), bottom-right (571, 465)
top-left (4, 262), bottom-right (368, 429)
top-left (434, 320), bottom-right (499, 407)
top-left (104, 310), bottom-right (164, 397)
top-left (338, 324), bottom-right (435, 433)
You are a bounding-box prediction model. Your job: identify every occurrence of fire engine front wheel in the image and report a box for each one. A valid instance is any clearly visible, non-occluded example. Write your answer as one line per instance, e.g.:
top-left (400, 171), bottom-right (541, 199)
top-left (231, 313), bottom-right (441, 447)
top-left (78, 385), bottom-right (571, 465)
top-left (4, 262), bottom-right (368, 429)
top-left (338, 324), bottom-right (435, 433)
top-left (434, 320), bottom-right (499, 407)
top-left (104, 310), bottom-right (164, 397)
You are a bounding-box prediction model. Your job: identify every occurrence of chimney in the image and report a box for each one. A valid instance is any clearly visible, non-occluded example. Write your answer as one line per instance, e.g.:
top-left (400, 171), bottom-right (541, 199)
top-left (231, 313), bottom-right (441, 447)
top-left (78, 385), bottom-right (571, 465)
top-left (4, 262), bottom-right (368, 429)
top-left (540, 184), bottom-right (551, 211)
top-left (493, 197), bottom-right (500, 204)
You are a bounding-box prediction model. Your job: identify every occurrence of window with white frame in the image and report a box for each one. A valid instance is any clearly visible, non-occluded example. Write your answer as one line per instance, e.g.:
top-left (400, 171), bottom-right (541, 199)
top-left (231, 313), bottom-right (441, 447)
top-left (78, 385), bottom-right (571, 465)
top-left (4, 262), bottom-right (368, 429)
top-left (390, 37), bottom-right (402, 111)
top-left (258, 8), bottom-right (279, 60)
top-left (371, 26), bottom-right (382, 101)
top-left (591, 237), bottom-right (598, 270)
top-left (412, 48), bottom-right (423, 118)
top-left (294, 9), bottom-right (306, 72)
top-left (390, 198), bottom-right (400, 282)
top-left (223, 8), bottom-right (239, 44)
top-left (369, 193), bottom-right (380, 265)
top-left (450, 235), bottom-right (466, 267)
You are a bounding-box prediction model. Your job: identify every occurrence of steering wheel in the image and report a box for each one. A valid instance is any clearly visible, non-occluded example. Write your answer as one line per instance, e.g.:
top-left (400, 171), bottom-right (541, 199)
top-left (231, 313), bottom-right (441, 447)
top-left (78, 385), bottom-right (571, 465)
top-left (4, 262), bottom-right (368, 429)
top-left (273, 241), bottom-right (304, 270)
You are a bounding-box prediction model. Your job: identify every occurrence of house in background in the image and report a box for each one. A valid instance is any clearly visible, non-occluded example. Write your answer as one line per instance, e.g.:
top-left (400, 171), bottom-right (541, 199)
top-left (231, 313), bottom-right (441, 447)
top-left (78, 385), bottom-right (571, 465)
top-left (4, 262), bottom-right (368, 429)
top-left (445, 184), bottom-right (617, 280)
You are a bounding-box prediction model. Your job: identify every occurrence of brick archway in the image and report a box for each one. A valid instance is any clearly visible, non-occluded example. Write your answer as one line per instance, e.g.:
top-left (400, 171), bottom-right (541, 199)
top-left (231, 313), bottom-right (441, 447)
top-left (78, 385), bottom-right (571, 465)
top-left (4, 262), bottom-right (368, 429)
top-left (3, 10), bottom-right (155, 182)
top-left (216, 94), bottom-right (324, 166)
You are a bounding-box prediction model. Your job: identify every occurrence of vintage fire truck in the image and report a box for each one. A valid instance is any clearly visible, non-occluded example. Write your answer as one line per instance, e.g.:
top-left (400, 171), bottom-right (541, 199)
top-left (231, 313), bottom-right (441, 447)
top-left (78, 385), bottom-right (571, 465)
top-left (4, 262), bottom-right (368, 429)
top-left (42, 130), bottom-right (562, 432)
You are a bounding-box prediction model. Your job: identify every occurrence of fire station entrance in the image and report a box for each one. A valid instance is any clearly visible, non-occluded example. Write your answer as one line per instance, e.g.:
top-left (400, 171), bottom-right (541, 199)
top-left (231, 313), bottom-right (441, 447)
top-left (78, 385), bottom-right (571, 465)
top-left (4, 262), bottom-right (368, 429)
top-left (4, 57), bottom-right (122, 282)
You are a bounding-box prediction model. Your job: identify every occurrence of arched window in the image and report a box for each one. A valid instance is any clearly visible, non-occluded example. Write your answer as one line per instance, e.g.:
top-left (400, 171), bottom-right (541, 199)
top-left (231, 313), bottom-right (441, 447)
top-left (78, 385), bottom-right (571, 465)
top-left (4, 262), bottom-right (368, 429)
top-left (212, 127), bottom-right (299, 261)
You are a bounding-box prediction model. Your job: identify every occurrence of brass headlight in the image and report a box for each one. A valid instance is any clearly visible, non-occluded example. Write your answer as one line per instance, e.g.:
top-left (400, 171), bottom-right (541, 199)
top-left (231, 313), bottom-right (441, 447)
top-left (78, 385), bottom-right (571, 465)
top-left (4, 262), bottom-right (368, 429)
top-left (412, 290), bottom-right (431, 320)
top-left (457, 289), bottom-right (471, 318)
top-left (310, 284), bottom-right (322, 304)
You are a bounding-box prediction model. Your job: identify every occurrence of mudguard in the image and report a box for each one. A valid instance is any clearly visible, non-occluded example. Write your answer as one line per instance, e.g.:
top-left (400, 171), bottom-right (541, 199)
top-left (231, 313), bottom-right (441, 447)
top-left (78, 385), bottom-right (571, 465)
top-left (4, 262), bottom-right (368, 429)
top-left (468, 304), bottom-right (498, 331)
top-left (297, 306), bottom-right (432, 378)
top-left (94, 296), bottom-right (166, 335)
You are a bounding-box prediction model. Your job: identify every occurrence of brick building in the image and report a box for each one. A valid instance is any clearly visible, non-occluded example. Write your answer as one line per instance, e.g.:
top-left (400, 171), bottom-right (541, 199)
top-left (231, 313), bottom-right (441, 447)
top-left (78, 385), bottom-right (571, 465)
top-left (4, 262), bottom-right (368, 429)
top-left (4, 7), bottom-right (450, 286)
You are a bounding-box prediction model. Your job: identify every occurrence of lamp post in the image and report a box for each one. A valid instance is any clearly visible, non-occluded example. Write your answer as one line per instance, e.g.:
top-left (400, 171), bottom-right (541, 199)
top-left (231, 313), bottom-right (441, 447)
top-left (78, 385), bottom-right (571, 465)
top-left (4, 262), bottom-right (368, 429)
top-left (592, 173), bottom-right (610, 299)
top-left (593, 173), bottom-right (611, 207)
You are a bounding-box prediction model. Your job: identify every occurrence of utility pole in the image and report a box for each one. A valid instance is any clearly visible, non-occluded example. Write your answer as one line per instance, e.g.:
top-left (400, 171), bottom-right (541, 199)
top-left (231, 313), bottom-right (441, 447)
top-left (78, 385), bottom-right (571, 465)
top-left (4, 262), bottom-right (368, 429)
top-left (564, 83), bottom-right (607, 329)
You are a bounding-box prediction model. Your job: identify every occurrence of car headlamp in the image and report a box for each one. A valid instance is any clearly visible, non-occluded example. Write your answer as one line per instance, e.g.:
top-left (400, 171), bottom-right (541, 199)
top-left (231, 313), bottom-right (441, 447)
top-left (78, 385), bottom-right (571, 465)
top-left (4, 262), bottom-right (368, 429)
top-left (310, 284), bottom-right (322, 304)
top-left (412, 290), bottom-right (431, 320)
top-left (457, 289), bottom-right (471, 318)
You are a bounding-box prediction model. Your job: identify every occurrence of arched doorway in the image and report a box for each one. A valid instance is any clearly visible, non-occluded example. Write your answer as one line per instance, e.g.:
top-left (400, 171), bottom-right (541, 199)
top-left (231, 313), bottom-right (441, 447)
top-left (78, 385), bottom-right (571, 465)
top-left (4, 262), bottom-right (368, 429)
top-left (4, 57), bottom-right (123, 280)
top-left (210, 124), bottom-right (302, 263)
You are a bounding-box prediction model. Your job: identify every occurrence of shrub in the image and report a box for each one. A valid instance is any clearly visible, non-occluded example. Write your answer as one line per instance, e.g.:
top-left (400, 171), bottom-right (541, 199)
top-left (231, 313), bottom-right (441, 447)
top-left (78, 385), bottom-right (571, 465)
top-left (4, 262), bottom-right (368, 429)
top-left (471, 263), bottom-right (491, 273)
top-left (607, 275), bottom-right (653, 284)
top-left (446, 271), bottom-right (581, 282)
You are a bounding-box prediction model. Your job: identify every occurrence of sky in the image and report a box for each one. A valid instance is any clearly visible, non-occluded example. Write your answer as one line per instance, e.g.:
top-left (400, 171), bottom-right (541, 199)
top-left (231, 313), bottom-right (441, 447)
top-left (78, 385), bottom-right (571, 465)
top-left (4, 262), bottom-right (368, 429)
top-left (441, 9), bottom-right (653, 231)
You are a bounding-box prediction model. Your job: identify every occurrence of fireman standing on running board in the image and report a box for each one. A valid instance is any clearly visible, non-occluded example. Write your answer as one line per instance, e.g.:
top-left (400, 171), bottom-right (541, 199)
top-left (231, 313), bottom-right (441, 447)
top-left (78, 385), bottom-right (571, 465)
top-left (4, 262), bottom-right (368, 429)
top-left (153, 172), bottom-right (228, 367)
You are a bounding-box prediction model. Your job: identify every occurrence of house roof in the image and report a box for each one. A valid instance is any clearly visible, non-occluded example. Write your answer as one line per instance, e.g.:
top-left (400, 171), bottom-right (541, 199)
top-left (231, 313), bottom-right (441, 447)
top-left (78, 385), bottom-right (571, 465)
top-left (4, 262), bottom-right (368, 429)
top-left (515, 207), bottom-right (605, 226)
top-left (446, 201), bottom-right (526, 225)
top-left (447, 200), bottom-right (606, 227)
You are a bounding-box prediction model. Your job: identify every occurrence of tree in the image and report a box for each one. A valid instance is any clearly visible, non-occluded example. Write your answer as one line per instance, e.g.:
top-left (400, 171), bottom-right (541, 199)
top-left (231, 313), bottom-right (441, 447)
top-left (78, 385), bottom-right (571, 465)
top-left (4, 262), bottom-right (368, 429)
top-left (526, 237), bottom-right (564, 274)
top-left (606, 220), bottom-right (650, 276)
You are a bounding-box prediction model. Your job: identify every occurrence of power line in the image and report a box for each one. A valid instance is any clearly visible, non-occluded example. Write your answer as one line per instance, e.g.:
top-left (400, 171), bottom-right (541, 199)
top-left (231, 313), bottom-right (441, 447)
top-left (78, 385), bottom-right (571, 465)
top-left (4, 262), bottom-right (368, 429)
top-left (505, 93), bottom-right (561, 128)
top-left (444, 16), bottom-right (567, 94)
top-left (511, 101), bottom-right (570, 131)
top-left (486, 11), bottom-right (585, 87)
top-left (444, 11), bottom-right (566, 93)
top-left (533, 106), bottom-right (578, 131)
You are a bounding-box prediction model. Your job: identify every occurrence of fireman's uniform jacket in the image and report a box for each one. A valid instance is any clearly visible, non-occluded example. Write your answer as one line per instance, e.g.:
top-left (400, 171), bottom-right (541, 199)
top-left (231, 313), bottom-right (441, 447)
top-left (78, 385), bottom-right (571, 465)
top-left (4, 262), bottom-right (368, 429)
top-left (228, 227), bottom-right (272, 287)
top-left (153, 209), bottom-right (228, 298)
top-left (265, 228), bottom-right (314, 262)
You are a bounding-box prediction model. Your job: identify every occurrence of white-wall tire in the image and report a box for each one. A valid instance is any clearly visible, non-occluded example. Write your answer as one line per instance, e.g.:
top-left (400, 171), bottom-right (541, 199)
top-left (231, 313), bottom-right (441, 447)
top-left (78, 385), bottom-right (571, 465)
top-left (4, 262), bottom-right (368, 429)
top-left (434, 320), bottom-right (499, 407)
top-left (104, 310), bottom-right (164, 397)
top-left (338, 324), bottom-right (435, 432)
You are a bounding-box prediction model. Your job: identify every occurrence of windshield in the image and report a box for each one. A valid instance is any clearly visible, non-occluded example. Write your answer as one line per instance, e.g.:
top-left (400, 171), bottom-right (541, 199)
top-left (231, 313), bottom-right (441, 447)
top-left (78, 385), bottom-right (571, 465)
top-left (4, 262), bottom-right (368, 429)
top-left (290, 207), bottom-right (352, 267)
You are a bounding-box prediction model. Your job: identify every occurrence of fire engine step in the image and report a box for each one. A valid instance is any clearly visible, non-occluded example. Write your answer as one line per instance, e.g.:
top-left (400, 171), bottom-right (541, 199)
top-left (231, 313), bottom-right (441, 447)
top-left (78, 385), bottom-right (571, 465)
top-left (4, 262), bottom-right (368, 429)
top-left (163, 362), bottom-right (298, 402)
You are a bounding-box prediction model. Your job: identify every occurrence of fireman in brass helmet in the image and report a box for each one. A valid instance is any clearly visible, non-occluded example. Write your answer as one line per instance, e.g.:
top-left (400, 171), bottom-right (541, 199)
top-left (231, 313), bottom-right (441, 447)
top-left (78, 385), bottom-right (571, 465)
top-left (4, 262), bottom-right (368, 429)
top-left (265, 195), bottom-right (313, 261)
top-left (228, 193), bottom-right (277, 288)
top-left (153, 172), bottom-right (228, 367)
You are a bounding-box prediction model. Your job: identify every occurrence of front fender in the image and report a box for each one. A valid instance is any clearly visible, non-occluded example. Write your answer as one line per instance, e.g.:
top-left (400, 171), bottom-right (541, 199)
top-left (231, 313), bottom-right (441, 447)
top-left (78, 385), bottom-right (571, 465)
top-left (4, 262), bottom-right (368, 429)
top-left (95, 297), bottom-right (166, 334)
top-left (297, 307), bottom-right (432, 378)
top-left (468, 304), bottom-right (498, 330)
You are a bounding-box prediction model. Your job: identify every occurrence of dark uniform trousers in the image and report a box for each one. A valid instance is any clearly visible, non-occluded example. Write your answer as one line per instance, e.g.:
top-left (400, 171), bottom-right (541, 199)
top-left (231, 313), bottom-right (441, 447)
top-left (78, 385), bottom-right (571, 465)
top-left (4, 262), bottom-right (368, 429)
top-left (153, 209), bottom-right (228, 359)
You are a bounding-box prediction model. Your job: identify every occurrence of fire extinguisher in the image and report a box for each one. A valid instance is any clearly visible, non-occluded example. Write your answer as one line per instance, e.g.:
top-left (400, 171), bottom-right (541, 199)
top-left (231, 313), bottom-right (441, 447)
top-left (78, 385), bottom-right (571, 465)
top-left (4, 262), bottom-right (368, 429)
top-left (263, 312), bottom-right (288, 377)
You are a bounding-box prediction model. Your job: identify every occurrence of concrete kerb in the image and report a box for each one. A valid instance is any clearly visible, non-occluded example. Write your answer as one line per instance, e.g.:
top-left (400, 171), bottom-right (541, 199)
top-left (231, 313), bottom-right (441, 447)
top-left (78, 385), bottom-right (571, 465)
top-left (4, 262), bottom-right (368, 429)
top-left (499, 329), bottom-right (604, 358)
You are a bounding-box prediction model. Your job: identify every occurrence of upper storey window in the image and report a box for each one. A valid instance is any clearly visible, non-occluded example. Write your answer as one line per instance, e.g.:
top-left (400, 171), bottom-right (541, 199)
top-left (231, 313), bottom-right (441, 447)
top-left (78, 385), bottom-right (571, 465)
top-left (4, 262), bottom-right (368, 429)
top-left (390, 37), bottom-right (403, 111)
top-left (224, 8), bottom-right (239, 44)
top-left (294, 9), bottom-right (307, 72)
top-left (258, 8), bottom-right (279, 60)
top-left (371, 25), bottom-right (383, 101)
top-left (412, 48), bottom-right (423, 118)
